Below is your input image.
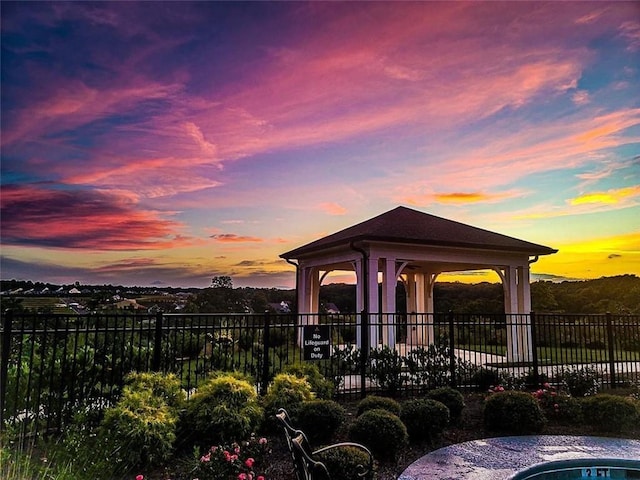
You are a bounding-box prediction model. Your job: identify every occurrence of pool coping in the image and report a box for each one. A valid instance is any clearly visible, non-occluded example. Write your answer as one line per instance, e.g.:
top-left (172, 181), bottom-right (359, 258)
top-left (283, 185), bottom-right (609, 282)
top-left (397, 435), bottom-right (640, 480)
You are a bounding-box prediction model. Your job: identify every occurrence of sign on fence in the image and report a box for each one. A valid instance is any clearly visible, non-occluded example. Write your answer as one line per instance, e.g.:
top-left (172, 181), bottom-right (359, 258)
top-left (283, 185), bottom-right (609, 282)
top-left (303, 325), bottom-right (331, 360)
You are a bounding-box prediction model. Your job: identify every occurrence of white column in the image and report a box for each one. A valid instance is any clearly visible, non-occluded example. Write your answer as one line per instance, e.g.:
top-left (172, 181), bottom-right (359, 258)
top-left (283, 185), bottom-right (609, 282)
top-left (518, 265), bottom-right (533, 361)
top-left (504, 265), bottom-right (533, 362)
top-left (367, 255), bottom-right (380, 347)
top-left (518, 265), bottom-right (531, 314)
top-left (381, 257), bottom-right (397, 348)
top-left (309, 268), bottom-right (320, 316)
top-left (296, 266), bottom-right (311, 346)
top-left (353, 259), bottom-right (365, 348)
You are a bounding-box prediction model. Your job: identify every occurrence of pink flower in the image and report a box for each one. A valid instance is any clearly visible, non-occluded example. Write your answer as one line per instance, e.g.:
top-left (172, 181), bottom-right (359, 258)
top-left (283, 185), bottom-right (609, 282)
top-left (543, 383), bottom-right (550, 389)
top-left (259, 438), bottom-right (268, 445)
top-left (238, 474), bottom-right (247, 480)
top-left (200, 453), bottom-right (211, 463)
top-left (210, 446), bottom-right (218, 453)
top-left (230, 454), bottom-right (238, 462)
top-left (224, 450), bottom-right (232, 461)
top-left (257, 476), bottom-right (265, 480)
top-left (245, 457), bottom-right (255, 468)
top-left (136, 476), bottom-right (144, 480)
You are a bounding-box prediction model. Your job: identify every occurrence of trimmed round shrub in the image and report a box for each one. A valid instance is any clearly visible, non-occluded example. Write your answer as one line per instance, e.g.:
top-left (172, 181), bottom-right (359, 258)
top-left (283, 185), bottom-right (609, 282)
top-left (99, 388), bottom-right (177, 470)
top-left (580, 394), bottom-right (638, 433)
top-left (400, 398), bottom-right (449, 443)
top-left (284, 363), bottom-right (335, 399)
top-left (296, 400), bottom-right (347, 444)
top-left (182, 374), bottom-right (263, 445)
top-left (124, 371), bottom-right (185, 410)
top-left (316, 446), bottom-right (373, 480)
top-left (427, 387), bottom-right (465, 423)
top-left (348, 408), bottom-right (408, 461)
top-left (484, 391), bottom-right (546, 434)
top-left (262, 373), bottom-right (315, 430)
top-left (357, 395), bottom-right (401, 417)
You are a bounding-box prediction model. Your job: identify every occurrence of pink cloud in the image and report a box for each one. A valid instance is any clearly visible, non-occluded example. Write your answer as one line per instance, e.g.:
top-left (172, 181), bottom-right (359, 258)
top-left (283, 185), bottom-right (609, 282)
top-left (318, 203), bottom-right (347, 215)
top-left (210, 234), bottom-right (263, 243)
top-left (1, 184), bottom-right (192, 250)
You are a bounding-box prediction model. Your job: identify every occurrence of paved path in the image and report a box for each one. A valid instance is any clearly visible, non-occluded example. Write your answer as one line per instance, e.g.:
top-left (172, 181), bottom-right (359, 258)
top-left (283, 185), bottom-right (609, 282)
top-left (398, 436), bottom-right (640, 480)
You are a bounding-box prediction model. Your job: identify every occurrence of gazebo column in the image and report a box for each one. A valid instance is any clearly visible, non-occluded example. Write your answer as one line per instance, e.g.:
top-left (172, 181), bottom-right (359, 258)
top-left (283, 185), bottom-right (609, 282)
top-left (367, 255), bottom-right (380, 347)
top-left (408, 272), bottom-right (435, 346)
top-left (309, 268), bottom-right (320, 316)
top-left (503, 265), bottom-right (533, 362)
top-left (296, 265), bottom-right (320, 346)
top-left (381, 257), bottom-right (397, 348)
top-left (353, 258), bottom-right (365, 348)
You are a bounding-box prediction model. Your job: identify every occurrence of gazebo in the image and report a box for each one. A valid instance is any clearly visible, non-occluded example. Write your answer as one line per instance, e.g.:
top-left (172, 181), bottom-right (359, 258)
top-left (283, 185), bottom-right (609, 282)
top-left (280, 206), bottom-right (557, 361)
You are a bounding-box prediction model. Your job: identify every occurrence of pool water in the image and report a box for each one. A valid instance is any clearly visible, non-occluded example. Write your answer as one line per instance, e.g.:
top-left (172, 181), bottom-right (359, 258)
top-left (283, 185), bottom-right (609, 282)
top-left (510, 458), bottom-right (640, 480)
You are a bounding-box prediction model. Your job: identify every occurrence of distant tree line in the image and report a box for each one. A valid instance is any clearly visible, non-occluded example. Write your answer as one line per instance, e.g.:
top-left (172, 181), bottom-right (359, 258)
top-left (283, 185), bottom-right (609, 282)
top-left (3, 274), bottom-right (638, 315)
top-left (184, 275), bottom-right (640, 315)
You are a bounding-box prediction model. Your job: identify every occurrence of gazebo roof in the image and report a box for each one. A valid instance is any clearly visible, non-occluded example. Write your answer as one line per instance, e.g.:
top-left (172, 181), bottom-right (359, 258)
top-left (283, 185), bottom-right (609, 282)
top-left (281, 206), bottom-right (557, 258)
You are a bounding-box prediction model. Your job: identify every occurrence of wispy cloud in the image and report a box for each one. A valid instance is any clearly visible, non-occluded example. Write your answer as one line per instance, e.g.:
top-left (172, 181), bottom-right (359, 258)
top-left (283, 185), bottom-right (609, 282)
top-left (210, 234), bottom-right (263, 243)
top-left (570, 185), bottom-right (640, 206)
top-left (318, 203), bottom-right (347, 215)
top-left (1, 184), bottom-right (191, 250)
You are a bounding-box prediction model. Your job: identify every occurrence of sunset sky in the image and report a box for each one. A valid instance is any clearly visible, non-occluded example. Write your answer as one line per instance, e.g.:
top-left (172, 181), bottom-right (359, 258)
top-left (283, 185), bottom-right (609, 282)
top-left (1, 1), bottom-right (639, 288)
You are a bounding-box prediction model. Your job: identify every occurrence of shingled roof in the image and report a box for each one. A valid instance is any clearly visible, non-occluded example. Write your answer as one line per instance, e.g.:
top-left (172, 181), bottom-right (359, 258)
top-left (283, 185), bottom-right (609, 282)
top-left (281, 206), bottom-right (557, 258)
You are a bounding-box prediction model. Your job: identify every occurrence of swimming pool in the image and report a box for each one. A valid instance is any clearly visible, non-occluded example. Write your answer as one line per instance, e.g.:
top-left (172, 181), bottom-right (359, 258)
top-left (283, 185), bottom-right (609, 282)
top-left (510, 458), bottom-right (640, 479)
top-left (397, 436), bottom-right (640, 480)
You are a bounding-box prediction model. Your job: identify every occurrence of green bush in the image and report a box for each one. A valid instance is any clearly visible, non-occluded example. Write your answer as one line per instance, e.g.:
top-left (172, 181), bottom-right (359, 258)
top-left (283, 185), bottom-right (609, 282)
top-left (367, 346), bottom-right (408, 396)
top-left (284, 363), bottom-right (335, 399)
top-left (404, 341), bottom-right (472, 391)
top-left (262, 373), bottom-right (314, 430)
top-left (484, 391), bottom-right (546, 434)
top-left (532, 385), bottom-right (582, 425)
top-left (182, 374), bottom-right (263, 446)
top-left (124, 371), bottom-right (185, 410)
top-left (400, 399), bottom-right (449, 443)
top-left (580, 394), bottom-right (638, 433)
top-left (427, 387), bottom-right (465, 423)
top-left (357, 395), bottom-right (401, 417)
top-left (348, 408), bottom-right (408, 461)
top-left (295, 400), bottom-right (347, 444)
top-left (469, 366), bottom-right (500, 391)
top-left (99, 388), bottom-right (177, 470)
top-left (555, 366), bottom-right (601, 397)
top-left (316, 446), bottom-right (373, 480)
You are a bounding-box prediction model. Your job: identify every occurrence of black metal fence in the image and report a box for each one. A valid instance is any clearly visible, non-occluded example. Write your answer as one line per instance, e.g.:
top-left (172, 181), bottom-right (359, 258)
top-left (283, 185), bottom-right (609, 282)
top-left (1, 310), bottom-right (639, 436)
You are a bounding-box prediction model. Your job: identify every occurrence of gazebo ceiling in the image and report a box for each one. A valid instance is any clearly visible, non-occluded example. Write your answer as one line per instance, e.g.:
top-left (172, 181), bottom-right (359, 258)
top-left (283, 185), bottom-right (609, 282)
top-left (281, 206), bottom-right (557, 260)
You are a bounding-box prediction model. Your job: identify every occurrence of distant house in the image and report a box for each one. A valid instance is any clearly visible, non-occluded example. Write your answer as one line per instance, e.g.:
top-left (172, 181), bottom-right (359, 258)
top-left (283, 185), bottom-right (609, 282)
top-left (324, 302), bottom-right (340, 314)
top-left (68, 287), bottom-right (81, 294)
top-left (268, 301), bottom-right (291, 313)
top-left (114, 299), bottom-right (146, 310)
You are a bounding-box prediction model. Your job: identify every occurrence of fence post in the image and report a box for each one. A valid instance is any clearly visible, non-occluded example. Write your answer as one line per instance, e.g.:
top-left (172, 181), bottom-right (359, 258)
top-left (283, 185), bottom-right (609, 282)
top-left (530, 311), bottom-right (539, 388)
top-left (360, 310), bottom-right (369, 399)
top-left (261, 311), bottom-right (271, 396)
top-left (152, 311), bottom-right (163, 371)
top-left (448, 310), bottom-right (456, 388)
top-left (606, 312), bottom-right (616, 389)
top-left (0, 309), bottom-right (13, 430)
